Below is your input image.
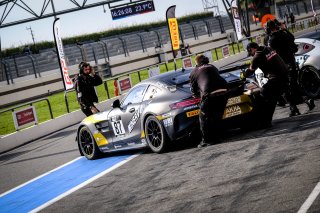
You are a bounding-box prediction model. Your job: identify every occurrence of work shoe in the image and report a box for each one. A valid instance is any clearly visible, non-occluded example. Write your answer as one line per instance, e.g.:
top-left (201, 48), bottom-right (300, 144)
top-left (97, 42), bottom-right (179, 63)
top-left (289, 106), bottom-right (301, 117)
top-left (306, 99), bottom-right (315, 111)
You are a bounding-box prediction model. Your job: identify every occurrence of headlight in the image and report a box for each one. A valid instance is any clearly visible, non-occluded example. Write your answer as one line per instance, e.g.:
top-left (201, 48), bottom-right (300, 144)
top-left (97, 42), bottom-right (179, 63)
top-left (95, 121), bottom-right (109, 131)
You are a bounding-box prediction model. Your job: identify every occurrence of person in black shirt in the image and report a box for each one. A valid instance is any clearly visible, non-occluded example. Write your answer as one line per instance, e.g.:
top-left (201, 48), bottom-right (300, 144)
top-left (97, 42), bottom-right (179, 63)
top-left (190, 54), bottom-right (229, 148)
top-left (244, 42), bottom-right (288, 128)
top-left (267, 19), bottom-right (315, 116)
top-left (74, 62), bottom-right (103, 116)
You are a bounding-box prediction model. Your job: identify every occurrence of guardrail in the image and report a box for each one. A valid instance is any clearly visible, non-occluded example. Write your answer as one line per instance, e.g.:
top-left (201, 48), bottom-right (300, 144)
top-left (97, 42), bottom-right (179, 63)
top-left (0, 98), bottom-right (53, 132)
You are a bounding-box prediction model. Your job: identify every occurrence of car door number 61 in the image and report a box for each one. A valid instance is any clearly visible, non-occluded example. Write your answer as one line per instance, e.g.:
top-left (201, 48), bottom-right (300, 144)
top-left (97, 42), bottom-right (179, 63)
top-left (111, 120), bottom-right (125, 136)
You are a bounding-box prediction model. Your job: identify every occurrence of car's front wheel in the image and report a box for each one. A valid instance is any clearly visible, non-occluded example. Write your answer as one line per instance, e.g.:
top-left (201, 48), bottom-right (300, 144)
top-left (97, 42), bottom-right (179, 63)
top-left (78, 126), bottom-right (101, 160)
top-left (144, 116), bottom-right (169, 153)
top-left (299, 66), bottom-right (320, 98)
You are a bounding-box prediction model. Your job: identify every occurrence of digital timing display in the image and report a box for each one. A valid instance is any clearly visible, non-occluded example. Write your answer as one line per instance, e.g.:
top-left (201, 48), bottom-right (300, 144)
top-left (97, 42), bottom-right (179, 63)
top-left (111, 0), bottom-right (155, 20)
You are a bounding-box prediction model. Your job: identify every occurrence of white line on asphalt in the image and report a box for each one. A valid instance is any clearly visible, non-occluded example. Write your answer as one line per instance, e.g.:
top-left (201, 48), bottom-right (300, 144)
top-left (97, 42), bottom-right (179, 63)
top-left (299, 120), bottom-right (320, 128)
top-left (29, 153), bottom-right (140, 213)
top-left (297, 181), bottom-right (320, 213)
top-left (0, 157), bottom-right (82, 197)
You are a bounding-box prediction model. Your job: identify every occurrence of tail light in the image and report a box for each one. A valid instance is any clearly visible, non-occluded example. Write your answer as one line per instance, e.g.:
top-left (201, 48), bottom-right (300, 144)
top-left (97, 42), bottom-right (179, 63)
top-left (169, 98), bottom-right (201, 109)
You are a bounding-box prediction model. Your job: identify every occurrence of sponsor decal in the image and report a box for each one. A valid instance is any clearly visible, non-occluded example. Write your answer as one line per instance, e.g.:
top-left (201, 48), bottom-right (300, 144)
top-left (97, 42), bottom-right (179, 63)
top-left (128, 111), bottom-right (140, 133)
top-left (183, 105), bottom-right (198, 111)
top-left (168, 18), bottom-right (180, 50)
top-left (226, 96), bottom-right (242, 106)
top-left (117, 76), bottom-right (132, 94)
top-left (182, 57), bottom-right (193, 68)
top-left (53, 18), bottom-right (73, 90)
top-left (163, 117), bottom-right (173, 127)
top-left (186, 109), bottom-right (200, 117)
top-left (224, 105), bottom-right (242, 118)
top-left (266, 50), bottom-right (277, 60)
top-left (222, 46), bottom-right (230, 58)
top-left (12, 106), bottom-right (38, 130)
top-left (231, 1), bottom-right (243, 40)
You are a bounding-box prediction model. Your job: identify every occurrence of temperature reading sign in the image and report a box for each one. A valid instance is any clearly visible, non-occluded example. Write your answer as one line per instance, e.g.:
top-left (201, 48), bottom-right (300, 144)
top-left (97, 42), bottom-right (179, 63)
top-left (12, 106), bottom-right (38, 130)
top-left (111, 1), bottom-right (155, 20)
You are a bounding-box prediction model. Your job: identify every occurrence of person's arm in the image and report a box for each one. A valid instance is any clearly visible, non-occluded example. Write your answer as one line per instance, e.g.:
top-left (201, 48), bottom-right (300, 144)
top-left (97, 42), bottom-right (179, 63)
top-left (190, 71), bottom-right (200, 98)
top-left (89, 67), bottom-right (103, 86)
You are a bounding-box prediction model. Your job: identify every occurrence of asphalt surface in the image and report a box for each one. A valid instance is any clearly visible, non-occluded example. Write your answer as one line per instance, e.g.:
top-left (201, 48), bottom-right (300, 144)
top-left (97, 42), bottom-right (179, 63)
top-left (0, 100), bottom-right (320, 213)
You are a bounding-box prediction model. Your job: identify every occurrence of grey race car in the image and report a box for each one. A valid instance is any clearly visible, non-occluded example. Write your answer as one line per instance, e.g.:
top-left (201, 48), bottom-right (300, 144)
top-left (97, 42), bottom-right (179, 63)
top-left (76, 66), bottom-right (260, 160)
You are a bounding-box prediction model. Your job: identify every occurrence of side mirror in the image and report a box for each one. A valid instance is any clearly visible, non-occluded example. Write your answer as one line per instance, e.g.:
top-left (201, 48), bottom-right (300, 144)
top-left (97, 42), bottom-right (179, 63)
top-left (112, 99), bottom-right (121, 108)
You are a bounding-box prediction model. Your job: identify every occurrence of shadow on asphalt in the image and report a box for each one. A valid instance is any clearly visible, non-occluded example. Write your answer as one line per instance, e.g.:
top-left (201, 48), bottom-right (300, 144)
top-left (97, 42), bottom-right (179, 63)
top-left (222, 112), bottom-right (320, 143)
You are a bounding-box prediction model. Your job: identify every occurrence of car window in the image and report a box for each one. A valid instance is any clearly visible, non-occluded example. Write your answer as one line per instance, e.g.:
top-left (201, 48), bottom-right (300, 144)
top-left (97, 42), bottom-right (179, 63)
top-left (121, 85), bottom-right (147, 106)
top-left (143, 85), bottom-right (162, 101)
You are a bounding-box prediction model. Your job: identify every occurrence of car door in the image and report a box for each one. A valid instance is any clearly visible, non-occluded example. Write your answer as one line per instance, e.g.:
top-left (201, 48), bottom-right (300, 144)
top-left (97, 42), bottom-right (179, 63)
top-left (107, 85), bottom-right (148, 148)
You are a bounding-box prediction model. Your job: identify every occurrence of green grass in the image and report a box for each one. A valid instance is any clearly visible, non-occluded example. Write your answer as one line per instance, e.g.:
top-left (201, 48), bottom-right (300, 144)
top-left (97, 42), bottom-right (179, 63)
top-left (0, 43), bottom-right (247, 136)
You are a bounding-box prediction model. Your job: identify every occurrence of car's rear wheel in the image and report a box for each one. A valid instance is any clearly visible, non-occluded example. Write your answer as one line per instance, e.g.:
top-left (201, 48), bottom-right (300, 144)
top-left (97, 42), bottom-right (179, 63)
top-left (299, 66), bottom-right (320, 98)
top-left (78, 126), bottom-right (101, 160)
top-left (144, 116), bottom-right (169, 153)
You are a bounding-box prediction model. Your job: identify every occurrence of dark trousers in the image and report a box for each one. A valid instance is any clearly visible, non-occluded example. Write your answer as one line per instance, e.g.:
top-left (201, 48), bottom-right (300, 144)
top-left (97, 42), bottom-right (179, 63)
top-left (285, 64), bottom-right (302, 107)
top-left (199, 92), bottom-right (228, 143)
top-left (259, 78), bottom-right (287, 124)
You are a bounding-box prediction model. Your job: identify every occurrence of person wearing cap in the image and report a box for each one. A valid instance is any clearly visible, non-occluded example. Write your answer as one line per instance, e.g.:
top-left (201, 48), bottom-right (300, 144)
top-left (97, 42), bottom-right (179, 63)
top-left (74, 61), bottom-right (103, 116)
top-left (267, 19), bottom-right (315, 116)
top-left (244, 42), bottom-right (288, 128)
top-left (190, 54), bottom-right (229, 148)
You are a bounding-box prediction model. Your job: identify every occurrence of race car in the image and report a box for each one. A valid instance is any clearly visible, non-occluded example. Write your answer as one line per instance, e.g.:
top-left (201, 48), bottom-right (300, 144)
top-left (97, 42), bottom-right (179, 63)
top-left (76, 66), bottom-right (260, 160)
top-left (295, 31), bottom-right (320, 98)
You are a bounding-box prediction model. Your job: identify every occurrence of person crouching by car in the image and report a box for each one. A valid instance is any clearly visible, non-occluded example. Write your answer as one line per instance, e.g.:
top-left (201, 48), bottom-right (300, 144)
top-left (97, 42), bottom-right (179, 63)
top-left (244, 42), bottom-right (288, 129)
top-left (74, 61), bottom-right (103, 116)
top-left (190, 54), bottom-right (229, 148)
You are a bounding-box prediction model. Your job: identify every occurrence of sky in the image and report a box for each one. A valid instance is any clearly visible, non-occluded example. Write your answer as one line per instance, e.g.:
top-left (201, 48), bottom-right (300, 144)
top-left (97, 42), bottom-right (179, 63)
top-left (0, 0), bottom-right (226, 50)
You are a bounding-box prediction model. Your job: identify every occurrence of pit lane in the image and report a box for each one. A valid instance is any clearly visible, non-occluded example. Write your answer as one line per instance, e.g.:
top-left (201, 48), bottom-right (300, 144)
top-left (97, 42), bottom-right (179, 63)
top-left (0, 100), bottom-right (319, 212)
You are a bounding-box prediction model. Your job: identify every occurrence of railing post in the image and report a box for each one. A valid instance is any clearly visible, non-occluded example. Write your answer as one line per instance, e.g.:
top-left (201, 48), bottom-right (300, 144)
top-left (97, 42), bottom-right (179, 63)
top-left (104, 81), bottom-right (110, 99)
top-left (118, 37), bottom-right (129, 57)
top-left (89, 43), bottom-right (98, 65)
top-left (203, 20), bottom-right (212, 37)
top-left (2, 60), bottom-right (13, 84)
top-left (137, 33), bottom-right (146, 52)
top-left (12, 54), bottom-right (20, 77)
top-left (26, 55), bottom-right (39, 78)
top-left (97, 41), bottom-right (107, 63)
top-left (1, 61), bottom-right (10, 85)
top-left (64, 91), bottom-right (70, 113)
top-left (216, 15), bottom-right (225, 33)
top-left (100, 40), bottom-right (110, 61)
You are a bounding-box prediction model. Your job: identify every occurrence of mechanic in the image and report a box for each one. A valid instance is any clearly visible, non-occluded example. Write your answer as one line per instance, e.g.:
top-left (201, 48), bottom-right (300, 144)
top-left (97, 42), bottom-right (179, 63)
top-left (74, 61), bottom-right (103, 116)
top-left (190, 54), bottom-right (229, 148)
top-left (267, 19), bottom-right (315, 116)
top-left (244, 42), bottom-right (288, 129)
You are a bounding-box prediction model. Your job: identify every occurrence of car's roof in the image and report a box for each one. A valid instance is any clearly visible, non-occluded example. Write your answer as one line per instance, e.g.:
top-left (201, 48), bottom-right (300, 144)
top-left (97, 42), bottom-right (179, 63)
top-left (297, 30), bottom-right (320, 40)
top-left (143, 68), bottom-right (193, 85)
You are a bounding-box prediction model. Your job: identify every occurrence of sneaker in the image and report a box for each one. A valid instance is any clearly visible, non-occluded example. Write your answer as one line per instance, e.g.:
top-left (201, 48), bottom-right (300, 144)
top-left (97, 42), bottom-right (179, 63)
top-left (306, 99), bottom-right (315, 111)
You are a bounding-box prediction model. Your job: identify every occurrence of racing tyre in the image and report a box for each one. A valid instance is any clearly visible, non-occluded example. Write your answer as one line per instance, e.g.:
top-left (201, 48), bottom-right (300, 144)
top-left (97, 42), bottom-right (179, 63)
top-left (144, 116), bottom-right (169, 153)
top-left (299, 66), bottom-right (320, 98)
top-left (78, 126), bottom-right (101, 160)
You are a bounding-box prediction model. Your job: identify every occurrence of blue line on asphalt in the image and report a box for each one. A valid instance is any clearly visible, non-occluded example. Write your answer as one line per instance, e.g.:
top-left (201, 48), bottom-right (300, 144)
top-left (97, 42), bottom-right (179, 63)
top-left (0, 154), bottom-right (132, 213)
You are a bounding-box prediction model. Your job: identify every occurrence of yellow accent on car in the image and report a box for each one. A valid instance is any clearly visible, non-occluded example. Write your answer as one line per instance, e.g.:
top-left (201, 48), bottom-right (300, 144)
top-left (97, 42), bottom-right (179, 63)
top-left (93, 132), bottom-right (109, 146)
top-left (186, 109), bottom-right (200, 117)
top-left (141, 131), bottom-right (145, 138)
top-left (156, 115), bottom-right (163, 120)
